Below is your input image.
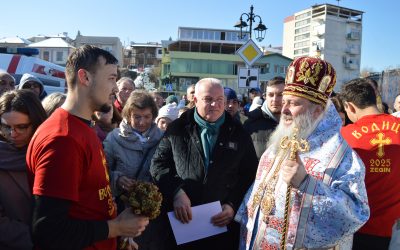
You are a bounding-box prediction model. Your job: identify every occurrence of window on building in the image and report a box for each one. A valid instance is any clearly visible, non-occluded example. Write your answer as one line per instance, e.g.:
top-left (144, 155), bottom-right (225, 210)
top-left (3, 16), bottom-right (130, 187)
top-left (233, 64), bottom-right (238, 75)
top-left (295, 11), bottom-right (311, 20)
top-left (294, 33), bottom-right (310, 41)
top-left (227, 32), bottom-right (233, 41)
top-left (185, 61), bottom-right (192, 72)
top-left (215, 31), bottom-right (221, 40)
top-left (273, 65), bottom-right (286, 74)
top-left (225, 32), bottom-right (239, 42)
top-left (56, 51), bottom-right (63, 61)
top-left (43, 51), bottom-right (50, 61)
top-left (180, 29), bottom-right (192, 39)
top-left (260, 63), bottom-right (270, 74)
top-left (294, 40), bottom-right (309, 48)
top-left (193, 30), bottom-right (199, 39)
top-left (174, 59), bottom-right (236, 75)
top-left (295, 19), bottom-right (310, 27)
top-left (198, 30), bottom-right (202, 39)
top-left (221, 32), bottom-right (226, 40)
top-left (295, 26), bottom-right (310, 34)
top-left (204, 31), bottom-right (214, 40)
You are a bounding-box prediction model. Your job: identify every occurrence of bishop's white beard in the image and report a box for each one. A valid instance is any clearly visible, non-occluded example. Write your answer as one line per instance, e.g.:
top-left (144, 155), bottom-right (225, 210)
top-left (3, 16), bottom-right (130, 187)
top-left (267, 104), bottom-right (324, 154)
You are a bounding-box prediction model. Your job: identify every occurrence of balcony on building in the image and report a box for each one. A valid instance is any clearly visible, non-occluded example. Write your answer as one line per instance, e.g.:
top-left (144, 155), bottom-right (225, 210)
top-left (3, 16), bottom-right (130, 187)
top-left (345, 46), bottom-right (360, 55)
top-left (347, 31), bottom-right (361, 40)
top-left (169, 27), bottom-right (249, 54)
top-left (311, 3), bottom-right (363, 22)
top-left (344, 61), bottom-right (358, 70)
top-left (312, 28), bottom-right (325, 37)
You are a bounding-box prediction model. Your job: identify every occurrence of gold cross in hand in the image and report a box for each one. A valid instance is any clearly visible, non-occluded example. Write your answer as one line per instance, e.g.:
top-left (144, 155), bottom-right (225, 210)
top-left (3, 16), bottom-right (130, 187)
top-left (280, 127), bottom-right (310, 160)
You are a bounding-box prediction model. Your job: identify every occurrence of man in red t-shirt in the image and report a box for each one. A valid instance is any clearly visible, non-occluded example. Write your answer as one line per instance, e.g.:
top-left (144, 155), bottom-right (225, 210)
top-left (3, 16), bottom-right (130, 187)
top-left (340, 78), bottom-right (400, 250)
top-left (26, 45), bottom-right (149, 250)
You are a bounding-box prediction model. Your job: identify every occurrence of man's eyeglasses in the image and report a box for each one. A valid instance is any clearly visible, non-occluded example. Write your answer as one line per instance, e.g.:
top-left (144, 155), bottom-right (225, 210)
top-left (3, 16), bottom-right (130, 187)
top-left (0, 123), bottom-right (32, 135)
top-left (201, 96), bottom-right (225, 105)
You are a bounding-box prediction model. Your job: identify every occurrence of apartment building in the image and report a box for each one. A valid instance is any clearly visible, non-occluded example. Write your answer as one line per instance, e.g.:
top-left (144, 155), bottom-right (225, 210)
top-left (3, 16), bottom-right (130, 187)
top-left (282, 4), bottom-right (363, 90)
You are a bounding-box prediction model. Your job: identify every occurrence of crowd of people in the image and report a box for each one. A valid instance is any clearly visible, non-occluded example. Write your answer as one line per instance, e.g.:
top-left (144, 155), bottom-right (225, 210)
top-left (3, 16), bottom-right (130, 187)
top-left (0, 45), bottom-right (399, 250)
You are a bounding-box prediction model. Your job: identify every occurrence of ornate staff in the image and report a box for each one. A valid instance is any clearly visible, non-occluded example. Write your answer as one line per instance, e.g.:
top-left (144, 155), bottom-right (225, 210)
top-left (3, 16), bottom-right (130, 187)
top-left (279, 128), bottom-right (309, 250)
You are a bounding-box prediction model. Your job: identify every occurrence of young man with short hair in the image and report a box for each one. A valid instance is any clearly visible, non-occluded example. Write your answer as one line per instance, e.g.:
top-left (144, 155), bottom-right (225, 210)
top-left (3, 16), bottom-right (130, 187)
top-left (243, 76), bottom-right (285, 159)
top-left (26, 45), bottom-right (149, 249)
top-left (341, 78), bottom-right (400, 250)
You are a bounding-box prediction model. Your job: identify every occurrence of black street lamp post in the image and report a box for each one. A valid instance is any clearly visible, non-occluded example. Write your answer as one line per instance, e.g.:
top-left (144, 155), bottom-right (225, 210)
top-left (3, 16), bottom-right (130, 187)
top-left (234, 5), bottom-right (267, 42)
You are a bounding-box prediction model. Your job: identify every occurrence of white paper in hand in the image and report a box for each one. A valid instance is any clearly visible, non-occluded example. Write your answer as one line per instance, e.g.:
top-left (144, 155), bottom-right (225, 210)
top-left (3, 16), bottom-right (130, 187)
top-left (167, 201), bottom-right (227, 245)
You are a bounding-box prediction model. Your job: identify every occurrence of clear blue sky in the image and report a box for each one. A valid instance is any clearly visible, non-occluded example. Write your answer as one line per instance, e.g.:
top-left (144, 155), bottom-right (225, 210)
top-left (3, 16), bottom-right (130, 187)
top-left (2, 0), bottom-right (399, 71)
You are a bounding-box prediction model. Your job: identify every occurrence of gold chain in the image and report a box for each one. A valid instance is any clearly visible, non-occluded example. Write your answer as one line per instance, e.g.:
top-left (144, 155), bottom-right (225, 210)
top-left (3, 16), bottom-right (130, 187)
top-left (279, 127), bottom-right (309, 250)
top-left (250, 150), bottom-right (287, 222)
top-left (280, 184), bottom-right (292, 250)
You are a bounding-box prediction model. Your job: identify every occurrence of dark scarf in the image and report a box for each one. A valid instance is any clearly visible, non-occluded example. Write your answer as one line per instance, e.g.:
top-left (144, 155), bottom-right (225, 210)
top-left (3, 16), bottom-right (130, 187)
top-left (194, 108), bottom-right (225, 172)
top-left (0, 140), bottom-right (27, 171)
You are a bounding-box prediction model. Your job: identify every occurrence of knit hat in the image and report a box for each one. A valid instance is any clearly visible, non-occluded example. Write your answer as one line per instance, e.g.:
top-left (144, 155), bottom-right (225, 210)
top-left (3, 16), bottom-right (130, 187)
top-left (283, 56), bottom-right (336, 106)
top-left (156, 103), bottom-right (179, 124)
top-left (165, 95), bottom-right (178, 104)
top-left (224, 87), bottom-right (238, 101)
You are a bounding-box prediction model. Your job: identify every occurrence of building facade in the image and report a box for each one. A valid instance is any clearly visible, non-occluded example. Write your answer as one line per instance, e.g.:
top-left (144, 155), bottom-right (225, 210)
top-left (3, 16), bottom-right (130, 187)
top-left (124, 42), bottom-right (162, 70)
top-left (74, 31), bottom-right (123, 66)
top-left (378, 69), bottom-right (400, 111)
top-left (28, 38), bottom-right (75, 66)
top-left (282, 4), bottom-right (363, 90)
top-left (257, 53), bottom-right (292, 91)
top-left (161, 27), bottom-right (291, 95)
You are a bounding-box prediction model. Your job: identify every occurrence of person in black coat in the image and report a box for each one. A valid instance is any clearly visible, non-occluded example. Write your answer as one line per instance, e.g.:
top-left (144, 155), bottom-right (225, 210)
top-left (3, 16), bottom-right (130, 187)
top-left (150, 78), bottom-right (258, 250)
top-left (243, 76), bottom-right (285, 159)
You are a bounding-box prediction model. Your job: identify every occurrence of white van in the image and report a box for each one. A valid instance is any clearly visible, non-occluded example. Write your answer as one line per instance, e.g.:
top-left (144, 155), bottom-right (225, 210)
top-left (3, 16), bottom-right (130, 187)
top-left (0, 50), bottom-right (66, 94)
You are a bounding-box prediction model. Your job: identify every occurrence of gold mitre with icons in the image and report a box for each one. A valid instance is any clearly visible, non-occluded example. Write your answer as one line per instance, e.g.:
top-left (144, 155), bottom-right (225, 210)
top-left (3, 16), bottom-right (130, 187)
top-left (283, 56), bottom-right (336, 106)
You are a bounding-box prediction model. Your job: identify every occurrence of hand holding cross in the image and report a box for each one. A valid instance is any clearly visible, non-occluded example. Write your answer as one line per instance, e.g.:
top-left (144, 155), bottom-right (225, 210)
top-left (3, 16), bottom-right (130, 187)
top-left (280, 128), bottom-right (310, 188)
